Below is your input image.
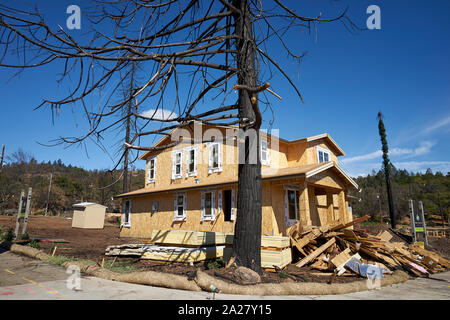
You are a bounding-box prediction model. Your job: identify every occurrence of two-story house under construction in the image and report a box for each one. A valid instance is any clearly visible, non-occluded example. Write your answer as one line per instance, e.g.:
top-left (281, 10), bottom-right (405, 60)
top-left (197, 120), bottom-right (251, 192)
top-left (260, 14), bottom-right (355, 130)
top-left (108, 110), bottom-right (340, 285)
top-left (116, 123), bottom-right (358, 238)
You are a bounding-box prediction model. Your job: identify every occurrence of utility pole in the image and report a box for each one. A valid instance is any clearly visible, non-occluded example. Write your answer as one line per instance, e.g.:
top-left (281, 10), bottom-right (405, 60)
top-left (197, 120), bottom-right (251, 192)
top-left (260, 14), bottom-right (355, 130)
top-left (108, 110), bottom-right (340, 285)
top-left (44, 173), bottom-right (52, 216)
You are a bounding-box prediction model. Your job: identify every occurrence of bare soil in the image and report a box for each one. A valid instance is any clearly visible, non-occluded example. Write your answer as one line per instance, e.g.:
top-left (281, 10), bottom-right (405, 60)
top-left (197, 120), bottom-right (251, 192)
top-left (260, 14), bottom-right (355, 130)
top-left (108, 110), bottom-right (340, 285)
top-left (2, 215), bottom-right (448, 284)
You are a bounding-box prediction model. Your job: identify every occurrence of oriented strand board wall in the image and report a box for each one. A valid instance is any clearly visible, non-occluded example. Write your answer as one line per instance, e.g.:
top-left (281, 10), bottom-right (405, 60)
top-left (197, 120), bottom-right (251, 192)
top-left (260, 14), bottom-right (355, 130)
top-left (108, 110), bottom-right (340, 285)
top-left (308, 169), bottom-right (346, 190)
top-left (262, 181), bottom-right (276, 236)
top-left (307, 140), bottom-right (339, 164)
top-left (267, 177), bottom-right (306, 236)
top-left (143, 125), bottom-right (239, 192)
top-left (121, 183), bottom-right (276, 239)
top-left (269, 140), bottom-right (289, 169)
top-left (286, 141), bottom-right (308, 167)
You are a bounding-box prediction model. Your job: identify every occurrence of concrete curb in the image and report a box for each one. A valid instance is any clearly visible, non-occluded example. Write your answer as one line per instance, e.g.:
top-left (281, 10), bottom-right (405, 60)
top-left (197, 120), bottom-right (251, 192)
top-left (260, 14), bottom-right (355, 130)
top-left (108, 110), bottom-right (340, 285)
top-left (1, 241), bottom-right (412, 296)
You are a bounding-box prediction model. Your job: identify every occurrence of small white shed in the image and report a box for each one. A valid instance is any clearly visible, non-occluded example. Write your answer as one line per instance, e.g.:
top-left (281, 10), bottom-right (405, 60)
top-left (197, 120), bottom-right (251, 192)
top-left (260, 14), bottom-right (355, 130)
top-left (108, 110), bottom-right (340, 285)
top-left (72, 202), bottom-right (107, 229)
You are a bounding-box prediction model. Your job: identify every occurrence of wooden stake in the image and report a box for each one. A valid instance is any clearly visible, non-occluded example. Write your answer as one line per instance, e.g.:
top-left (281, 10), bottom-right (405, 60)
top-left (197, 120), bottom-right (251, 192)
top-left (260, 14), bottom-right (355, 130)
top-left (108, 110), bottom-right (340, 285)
top-left (52, 246), bottom-right (57, 256)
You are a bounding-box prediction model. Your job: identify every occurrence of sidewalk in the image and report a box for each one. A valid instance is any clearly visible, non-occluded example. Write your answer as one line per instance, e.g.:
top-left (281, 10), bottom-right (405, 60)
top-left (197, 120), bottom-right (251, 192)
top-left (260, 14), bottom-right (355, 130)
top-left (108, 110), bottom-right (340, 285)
top-left (1, 250), bottom-right (449, 300)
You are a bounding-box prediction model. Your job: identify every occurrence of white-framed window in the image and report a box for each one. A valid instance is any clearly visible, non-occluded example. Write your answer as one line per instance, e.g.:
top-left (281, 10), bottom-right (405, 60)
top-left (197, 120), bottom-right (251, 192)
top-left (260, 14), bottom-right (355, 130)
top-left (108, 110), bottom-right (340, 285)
top-left (284, 186), bottom-right (299, 226)
top-left (185, 146), bottom-right (198, 177)
top-left (172, 150), bottom-right (183, 179)
top-left (122, 199), bottom-right (132, 227)
top-left (147, 156), bottom-right (157, 183)
top-left (261, 139), bottom-right (270, 166)
top-left (208, 142), bottom-right (222, 174)
top-left (173, 193), bottom-right (187, 221)
top-left (317, 146), bottom-right (330, 163)
top-left (201, 190), bottom-right (216, 221)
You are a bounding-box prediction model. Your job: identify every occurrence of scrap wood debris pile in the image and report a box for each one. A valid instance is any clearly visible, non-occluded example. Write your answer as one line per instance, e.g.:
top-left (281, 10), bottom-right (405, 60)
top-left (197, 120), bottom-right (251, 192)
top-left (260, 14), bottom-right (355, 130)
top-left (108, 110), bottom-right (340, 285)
top-left (103, 217), bottom-right (450, 284)
top-left (288, 215), bottom-right (450, 282)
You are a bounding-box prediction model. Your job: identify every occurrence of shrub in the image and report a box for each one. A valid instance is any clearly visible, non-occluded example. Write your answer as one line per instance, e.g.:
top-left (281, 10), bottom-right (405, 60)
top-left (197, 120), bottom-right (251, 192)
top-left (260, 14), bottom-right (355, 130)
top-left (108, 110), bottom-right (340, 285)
top-left (28, 239), bottom-right (40, 249)
top-left (0, 227), bottom-right (14, 242)
top-left (18, 232), bottom-right (30, 240)
top-left (207, 258), bottom-right (225, 270)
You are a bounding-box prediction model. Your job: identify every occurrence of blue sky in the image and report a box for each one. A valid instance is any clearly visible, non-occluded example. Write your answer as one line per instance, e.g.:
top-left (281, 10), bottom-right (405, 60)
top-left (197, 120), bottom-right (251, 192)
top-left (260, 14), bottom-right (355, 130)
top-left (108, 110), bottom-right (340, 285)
top-left (0, 0), bottom-right (449, 177)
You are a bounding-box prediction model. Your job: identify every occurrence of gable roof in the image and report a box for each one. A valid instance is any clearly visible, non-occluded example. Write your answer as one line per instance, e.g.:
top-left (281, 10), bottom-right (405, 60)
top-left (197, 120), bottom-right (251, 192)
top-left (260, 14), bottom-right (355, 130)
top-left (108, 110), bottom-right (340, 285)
top-left (288, 133), bottom-right (345, 156)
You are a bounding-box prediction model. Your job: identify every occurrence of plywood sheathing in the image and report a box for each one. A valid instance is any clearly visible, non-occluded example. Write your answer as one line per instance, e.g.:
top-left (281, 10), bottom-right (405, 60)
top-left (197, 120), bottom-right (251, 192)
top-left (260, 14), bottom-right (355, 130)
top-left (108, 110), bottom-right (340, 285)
top-left (141, 245), bottom-right (226, 263)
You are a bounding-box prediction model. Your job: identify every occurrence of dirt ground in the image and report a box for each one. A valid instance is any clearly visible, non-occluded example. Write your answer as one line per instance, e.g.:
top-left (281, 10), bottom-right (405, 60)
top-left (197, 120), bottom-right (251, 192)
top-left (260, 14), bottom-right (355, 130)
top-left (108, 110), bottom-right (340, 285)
top-left (1, 215), bottom-right (449, 284)
top-left (0, 215), bottom-right (142, 260)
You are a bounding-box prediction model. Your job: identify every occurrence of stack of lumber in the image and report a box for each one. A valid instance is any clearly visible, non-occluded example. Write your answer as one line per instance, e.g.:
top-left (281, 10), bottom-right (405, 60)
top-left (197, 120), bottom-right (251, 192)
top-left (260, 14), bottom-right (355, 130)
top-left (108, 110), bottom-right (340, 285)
top-left (105, 244), bottom-right (150, 256)
top-left (105, 243), bottom-right (225, 262)
top-left (141, 245), bottom-right (225, 262)
top-left (224, 235), bottom-right (292, 270)
top-left (106, 230), bottom-right (292, 268)
top-left (288, 215), bottom-right (450, 278)
top-left (106, 229), bottom-right (230, 263)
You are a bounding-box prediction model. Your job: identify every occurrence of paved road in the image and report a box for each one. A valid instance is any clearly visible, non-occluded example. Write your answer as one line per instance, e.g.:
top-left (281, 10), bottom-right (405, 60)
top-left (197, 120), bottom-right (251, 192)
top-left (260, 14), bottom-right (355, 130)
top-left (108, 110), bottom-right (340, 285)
top-left (1, 250), bottom-right (449, 300)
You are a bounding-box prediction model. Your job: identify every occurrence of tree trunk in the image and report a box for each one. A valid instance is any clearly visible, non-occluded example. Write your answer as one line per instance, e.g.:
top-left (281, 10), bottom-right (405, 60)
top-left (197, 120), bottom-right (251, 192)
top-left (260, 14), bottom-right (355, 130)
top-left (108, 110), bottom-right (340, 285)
top-left (385, 168), bottom-right (396, 228)
top-left (232, 0), bottom-right (262, 273)
top-left (122, 114), bottom-right (130, 194)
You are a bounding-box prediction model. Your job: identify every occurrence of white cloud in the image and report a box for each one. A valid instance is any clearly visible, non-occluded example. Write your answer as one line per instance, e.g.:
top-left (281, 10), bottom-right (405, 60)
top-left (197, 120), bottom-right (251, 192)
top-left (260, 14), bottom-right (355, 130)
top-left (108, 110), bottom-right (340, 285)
top-left (422, 115), bottom-right (450, 134)
top-left (340, 150), bottom-right (382, 164)
top-left (140, 108), bottom-right (178, 121)
top-left (392, 161), bottom-right (450, 173)
top-left (341, 141), bottom-right (434, 164)
top-left (342, 160), bottom-right (450, 178)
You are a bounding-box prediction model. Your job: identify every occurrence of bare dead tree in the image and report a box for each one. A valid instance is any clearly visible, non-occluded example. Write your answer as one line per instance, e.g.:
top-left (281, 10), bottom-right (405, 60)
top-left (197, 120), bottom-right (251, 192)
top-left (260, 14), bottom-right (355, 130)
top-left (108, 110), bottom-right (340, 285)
top-left (0, 0), bottom-right (356, 272)
top-left (119, 61), bottom-right (140, 193)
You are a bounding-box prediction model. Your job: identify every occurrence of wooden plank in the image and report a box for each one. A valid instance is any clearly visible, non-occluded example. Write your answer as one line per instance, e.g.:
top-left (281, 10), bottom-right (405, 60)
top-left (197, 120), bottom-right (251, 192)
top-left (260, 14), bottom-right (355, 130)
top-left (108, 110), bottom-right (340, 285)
top-left (409, 245), bottom-right (450, 269)
top-left (290, 237), bottom-right (308, 256)
top-left (330, 215), bottom-right (371, 231)
top-left (293, 232), bottom-right (319, 249)
top-left (378, 230), bottom-right (393, 242)
top-left (342, 229), bottom-right (358, 241)
top-left (330, 248), bottom-right (352, 268)
top-left (296, 238), bottom-right (336, 268)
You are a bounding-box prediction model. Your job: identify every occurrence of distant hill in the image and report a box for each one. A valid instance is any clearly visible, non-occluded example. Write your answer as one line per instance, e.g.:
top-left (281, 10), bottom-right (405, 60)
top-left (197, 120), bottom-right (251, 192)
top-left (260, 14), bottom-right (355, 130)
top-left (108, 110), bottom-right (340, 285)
top-left (349, 166), bottom-right (449, 223)
top-left (0, 156), bottom-right (144, 215)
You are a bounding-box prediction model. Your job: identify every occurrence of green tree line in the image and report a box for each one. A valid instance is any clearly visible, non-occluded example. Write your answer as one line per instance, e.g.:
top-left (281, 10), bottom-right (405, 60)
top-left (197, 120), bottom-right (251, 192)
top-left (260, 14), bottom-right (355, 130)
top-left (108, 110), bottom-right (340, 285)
top-left (350, 165), bottom-right (450, 223)
top-left (0, 149), bottom-right (144, 215)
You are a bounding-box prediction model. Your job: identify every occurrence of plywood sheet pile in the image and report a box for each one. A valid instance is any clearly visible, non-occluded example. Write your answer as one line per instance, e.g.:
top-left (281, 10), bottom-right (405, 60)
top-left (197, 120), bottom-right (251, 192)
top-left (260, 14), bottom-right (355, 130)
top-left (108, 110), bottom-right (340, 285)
top-left (141, 245), bottom-right (225, 262)
top-left (223, 235), bottom-right (292, 270)
top-left (288, 215), bottom-right (450, 282)
top-left (105, 243), bottom-right (225, 263)
top-left (106, 229), bottom-right (292, 267)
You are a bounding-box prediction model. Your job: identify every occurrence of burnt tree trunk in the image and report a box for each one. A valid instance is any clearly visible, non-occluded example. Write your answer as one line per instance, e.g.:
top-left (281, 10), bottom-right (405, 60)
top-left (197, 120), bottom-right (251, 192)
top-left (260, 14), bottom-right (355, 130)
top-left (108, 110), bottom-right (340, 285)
top-left (232, 0), bottom-right (262, 273)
